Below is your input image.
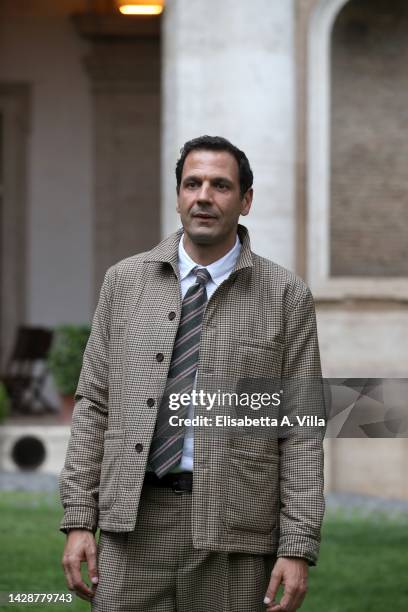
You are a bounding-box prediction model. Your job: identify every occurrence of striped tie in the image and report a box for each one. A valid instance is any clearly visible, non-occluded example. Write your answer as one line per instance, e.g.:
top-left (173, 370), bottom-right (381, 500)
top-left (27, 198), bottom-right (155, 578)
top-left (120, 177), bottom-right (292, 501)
top-left (148, 267), bottom-right (211, 477)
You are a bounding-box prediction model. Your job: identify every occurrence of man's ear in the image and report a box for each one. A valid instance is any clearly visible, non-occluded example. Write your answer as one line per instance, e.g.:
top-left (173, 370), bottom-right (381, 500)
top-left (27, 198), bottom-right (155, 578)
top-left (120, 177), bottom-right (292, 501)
top-left (240, 188), bottom-right (253, 216)
top-left (176, 189), bottom-right (180, 213)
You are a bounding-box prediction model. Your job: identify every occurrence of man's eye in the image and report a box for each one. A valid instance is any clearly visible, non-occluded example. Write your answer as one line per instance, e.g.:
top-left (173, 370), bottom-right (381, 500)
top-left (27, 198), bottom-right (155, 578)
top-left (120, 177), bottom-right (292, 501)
top-left (216, 183), bottom-right (228, 190)
top-left (185, 181), bottom-right (198, 189)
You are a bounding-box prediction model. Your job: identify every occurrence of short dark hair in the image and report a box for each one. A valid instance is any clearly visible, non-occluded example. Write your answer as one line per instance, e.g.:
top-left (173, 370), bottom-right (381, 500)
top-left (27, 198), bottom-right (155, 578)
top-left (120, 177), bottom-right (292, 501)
top-left (175, 135), bottom-right (253, 198)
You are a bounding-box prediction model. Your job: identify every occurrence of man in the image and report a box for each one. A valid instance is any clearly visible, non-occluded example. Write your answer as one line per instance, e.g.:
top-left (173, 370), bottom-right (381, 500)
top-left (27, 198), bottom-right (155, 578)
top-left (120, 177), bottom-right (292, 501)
top-left (60, 135), bottom-right (325, 612)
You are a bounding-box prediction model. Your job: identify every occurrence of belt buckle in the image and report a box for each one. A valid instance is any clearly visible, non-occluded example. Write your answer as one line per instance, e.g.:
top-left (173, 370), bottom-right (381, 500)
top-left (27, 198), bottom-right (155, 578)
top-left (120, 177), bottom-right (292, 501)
top-left (172, 478), bottom-right (184, 494)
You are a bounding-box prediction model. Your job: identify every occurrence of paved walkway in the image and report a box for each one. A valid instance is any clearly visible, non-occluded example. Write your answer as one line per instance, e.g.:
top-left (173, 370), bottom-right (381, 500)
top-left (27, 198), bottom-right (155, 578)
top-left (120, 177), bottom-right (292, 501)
top-left (0, 471), bottom-right (58, 492)
top-left (325, 491), bottom-right (408, 517)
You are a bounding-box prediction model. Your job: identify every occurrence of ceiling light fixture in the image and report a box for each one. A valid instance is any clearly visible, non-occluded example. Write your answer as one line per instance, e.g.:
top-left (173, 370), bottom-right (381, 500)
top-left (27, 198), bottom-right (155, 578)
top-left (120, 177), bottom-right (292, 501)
top-left (115, 0), bottom-right (164, 15)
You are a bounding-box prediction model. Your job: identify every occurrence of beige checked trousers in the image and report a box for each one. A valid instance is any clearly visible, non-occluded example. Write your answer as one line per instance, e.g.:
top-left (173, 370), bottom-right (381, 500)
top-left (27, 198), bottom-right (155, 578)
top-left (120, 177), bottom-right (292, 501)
top-left (92, 484), bottom-right (276, 612)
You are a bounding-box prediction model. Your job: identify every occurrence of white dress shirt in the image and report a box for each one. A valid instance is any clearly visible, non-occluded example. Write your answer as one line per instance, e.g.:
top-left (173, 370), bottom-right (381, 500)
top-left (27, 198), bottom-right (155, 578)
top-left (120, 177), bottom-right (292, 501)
top-left (171, 232), bottom-right (241, 472)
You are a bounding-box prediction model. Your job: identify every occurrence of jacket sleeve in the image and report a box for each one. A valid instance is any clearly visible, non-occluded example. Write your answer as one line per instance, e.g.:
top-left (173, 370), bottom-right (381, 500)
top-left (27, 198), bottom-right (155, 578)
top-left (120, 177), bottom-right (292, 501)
top-left (59, 265), bottom-right (116, 533)
top-left (277, 284), bottom-right (326, 566)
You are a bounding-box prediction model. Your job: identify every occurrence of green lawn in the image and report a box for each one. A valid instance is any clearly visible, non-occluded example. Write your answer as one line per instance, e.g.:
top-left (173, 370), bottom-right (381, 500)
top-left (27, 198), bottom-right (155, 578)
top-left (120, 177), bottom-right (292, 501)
top-left (0, 492), bottom-right (407, 611)
top-left (304, 508), bottom-right (408, 612)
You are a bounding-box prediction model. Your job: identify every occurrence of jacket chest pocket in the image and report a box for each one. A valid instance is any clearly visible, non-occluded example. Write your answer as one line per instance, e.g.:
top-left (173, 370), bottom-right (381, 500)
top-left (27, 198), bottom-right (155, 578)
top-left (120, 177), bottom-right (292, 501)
top-left (99, 430), bottom-right (124, 510)
top-left (233, 337), bottom-right (283, 378)
top-left (222, 448), bottom-right (279, 534)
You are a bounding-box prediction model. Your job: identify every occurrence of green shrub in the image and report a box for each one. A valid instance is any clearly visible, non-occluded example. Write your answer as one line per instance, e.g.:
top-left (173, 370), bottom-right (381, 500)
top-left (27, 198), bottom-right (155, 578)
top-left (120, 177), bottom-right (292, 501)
top-left (47, 325), bottom-right (91, 396)
top-left (0, 381), bottom-right (10, 423)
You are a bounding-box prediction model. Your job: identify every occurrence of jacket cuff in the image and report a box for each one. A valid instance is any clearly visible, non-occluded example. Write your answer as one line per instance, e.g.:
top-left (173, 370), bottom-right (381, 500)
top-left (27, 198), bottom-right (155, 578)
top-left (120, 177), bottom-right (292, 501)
top-left (60, 505), bottom-right (98, 535)
top-left (277, 534), bottom-right (320, 566)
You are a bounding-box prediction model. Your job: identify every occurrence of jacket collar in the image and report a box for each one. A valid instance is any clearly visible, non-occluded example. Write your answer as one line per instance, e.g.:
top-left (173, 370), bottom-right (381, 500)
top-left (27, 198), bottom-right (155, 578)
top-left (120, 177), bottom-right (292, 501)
top-left (143, 224), bottom-right (253, 274)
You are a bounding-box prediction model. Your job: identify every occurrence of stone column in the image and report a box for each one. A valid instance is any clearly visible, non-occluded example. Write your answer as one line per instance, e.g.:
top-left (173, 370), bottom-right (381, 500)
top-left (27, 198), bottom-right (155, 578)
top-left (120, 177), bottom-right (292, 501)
top-left (74, 13), bottom-right (161, 295)
top-left (162, 0), bottom-right (296, 268)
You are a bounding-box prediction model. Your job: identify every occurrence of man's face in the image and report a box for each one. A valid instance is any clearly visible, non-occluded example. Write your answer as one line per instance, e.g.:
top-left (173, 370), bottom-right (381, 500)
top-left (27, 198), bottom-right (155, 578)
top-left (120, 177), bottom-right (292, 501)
top-left (176, 149), bottom-right (253, 247)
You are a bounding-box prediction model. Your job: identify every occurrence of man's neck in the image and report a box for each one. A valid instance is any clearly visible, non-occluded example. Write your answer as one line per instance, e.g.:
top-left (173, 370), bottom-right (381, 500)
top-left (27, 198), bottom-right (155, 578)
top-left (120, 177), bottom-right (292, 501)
top-left (182, 233), bottom-right (237, 266)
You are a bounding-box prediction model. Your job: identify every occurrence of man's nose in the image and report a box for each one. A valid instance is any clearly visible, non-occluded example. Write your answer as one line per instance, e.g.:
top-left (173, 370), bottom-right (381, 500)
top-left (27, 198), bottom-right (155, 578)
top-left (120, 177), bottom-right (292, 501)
top-left (196, 182), bottom-right (212, 202)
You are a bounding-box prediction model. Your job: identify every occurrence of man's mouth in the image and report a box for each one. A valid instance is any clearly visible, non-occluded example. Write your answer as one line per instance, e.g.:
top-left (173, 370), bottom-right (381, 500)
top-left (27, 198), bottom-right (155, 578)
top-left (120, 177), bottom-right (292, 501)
top-left (193, 212), bottom-right (217, 219)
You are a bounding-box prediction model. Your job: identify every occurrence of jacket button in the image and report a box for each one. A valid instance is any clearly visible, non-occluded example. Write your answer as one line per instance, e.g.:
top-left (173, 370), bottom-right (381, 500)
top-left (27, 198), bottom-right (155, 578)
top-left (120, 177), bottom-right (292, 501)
top-left (168, 311), bottom-right (176, 320)
top-left (146, 398), bottom-right (155, 407)
top-left (156, 353), bottom-right (164, 362)
top-left (135, 443), bottom-right (143, 453)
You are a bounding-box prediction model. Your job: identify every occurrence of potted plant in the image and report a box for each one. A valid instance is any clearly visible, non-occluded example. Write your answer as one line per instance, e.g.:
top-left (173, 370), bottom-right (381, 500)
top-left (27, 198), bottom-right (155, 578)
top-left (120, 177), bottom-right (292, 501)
top-left (47, 324), bottom-right (91, 423)
top-left (0, 381), bottom-right (10, 424)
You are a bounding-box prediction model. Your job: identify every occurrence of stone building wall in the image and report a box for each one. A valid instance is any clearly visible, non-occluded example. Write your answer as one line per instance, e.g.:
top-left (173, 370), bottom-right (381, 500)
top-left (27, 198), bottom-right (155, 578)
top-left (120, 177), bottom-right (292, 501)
top-left (0, 0), bottom-right (93, 329)
top-left (0, 0), bottom-right (161, 326)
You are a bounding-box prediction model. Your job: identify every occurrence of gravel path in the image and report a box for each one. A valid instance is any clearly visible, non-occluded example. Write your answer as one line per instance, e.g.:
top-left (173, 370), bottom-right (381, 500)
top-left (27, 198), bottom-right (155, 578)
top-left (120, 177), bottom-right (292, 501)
top-left (325, 491), bottom-right (408, 517)
top-left (0, 471), bottom-right (58, 492)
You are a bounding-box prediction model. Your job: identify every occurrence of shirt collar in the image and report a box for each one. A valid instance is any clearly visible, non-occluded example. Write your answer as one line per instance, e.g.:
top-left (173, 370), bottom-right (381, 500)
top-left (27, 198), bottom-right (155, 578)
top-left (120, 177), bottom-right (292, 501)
top-left (178, 234), bottom-right (241, 287)
top-left (144, 224), bottom-right (253, 274)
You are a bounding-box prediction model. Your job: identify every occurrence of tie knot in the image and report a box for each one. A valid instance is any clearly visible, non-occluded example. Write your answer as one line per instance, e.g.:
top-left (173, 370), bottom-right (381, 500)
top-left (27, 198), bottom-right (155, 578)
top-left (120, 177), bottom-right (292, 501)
top-left (195, 267), bottom-right (211, 286)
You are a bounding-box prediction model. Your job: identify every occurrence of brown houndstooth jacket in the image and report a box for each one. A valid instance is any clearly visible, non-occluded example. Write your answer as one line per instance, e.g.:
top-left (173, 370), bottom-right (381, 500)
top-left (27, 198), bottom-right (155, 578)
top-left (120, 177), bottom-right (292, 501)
top-left (59, 224), bottom-right (325, 565)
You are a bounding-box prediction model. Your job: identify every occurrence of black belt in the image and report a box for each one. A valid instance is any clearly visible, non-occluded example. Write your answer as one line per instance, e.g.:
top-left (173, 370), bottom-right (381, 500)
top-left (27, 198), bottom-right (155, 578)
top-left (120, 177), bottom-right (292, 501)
top-left (144, 471), bottom-right (193, 493)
